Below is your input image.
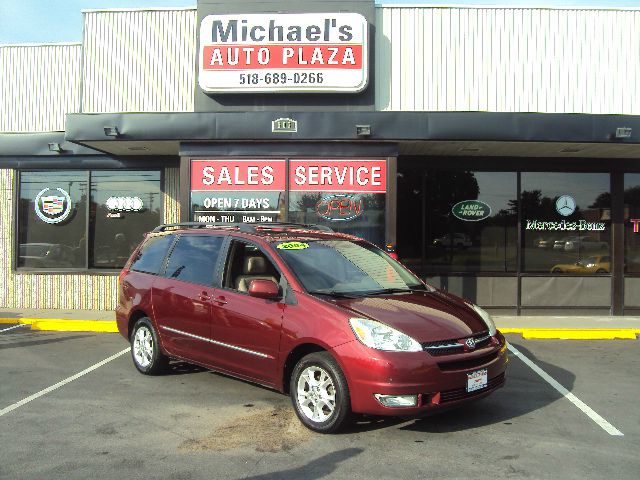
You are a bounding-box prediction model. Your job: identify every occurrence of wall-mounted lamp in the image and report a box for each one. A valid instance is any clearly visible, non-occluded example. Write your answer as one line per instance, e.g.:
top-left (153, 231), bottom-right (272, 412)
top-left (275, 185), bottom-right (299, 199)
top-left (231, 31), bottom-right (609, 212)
top-left (104, 126), bottom-right (120, 137)
top-left (355, 125), bottom-right (371, 137)
top-left (48, 142), bottom-right (64, 153)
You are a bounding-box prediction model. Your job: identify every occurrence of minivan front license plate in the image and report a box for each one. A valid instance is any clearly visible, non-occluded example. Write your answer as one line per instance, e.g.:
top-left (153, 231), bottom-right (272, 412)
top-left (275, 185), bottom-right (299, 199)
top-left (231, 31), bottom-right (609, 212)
top-left (467, 369), bottom-right (488, 392)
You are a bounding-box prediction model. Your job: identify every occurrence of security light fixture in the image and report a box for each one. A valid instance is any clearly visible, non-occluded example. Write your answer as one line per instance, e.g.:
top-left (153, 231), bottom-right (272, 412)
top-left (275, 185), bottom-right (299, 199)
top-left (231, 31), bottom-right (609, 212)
top-left (104, 126), bottom-right (120, 137)
top-left (356, 125), bottom-right (371, 137)
top-left (48, 142), bottom-right (63, 153)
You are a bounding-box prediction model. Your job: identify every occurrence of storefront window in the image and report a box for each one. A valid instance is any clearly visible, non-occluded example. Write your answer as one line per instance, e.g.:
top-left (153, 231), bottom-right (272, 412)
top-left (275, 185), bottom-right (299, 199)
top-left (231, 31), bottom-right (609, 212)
top-left (18, 171), bottom-right (88, 268)
top-left (190, 159), bottom-right (286, 224)
top-left (397, 169), bottom-right (517, 274)
top-left (624, 174), bottom-right (640, 274)
top-left (90, 171), bottom-right (162, 268)
top-left (521, 172), bottom-right (611, 274)
top-left (189, 158), bottom-right (387, 246)
top-left (287, 159), bottom-right (387, 246)
top-left (18, 170), bottom-right (162, 270)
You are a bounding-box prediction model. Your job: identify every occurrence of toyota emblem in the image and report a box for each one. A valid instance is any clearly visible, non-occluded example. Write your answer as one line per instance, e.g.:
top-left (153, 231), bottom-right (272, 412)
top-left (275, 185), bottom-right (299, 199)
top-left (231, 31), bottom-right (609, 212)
top-left (465, 337), bottom-right (476, 349)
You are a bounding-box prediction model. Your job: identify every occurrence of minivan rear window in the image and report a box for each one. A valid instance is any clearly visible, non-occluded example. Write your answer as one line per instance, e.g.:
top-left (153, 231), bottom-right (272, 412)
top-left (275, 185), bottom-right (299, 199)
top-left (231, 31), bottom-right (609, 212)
top-left (164, 235), bottom-right (223, 286)
top-left (130, 234), bottom-right (174, 275)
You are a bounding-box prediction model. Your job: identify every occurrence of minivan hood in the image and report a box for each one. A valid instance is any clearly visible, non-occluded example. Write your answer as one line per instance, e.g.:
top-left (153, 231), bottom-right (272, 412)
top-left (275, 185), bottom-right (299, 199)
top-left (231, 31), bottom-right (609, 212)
top-left (333, 290), bottom-right (487, 342)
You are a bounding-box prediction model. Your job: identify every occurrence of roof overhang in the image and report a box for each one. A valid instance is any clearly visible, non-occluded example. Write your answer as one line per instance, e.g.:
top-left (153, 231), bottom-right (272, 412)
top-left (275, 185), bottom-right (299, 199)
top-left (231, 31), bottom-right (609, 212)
top-left (64, 111), bottom-right (640, 158)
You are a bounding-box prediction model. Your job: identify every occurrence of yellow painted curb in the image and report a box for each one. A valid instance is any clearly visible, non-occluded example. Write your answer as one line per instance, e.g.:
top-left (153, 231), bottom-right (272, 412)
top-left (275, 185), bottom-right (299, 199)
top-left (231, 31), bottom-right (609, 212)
top-left (0, 318), bottom-right (118, 333)
top-left (0, 318), bottom-right (33, 325)
top-left (30, 319), bottom-right (119, 333)
top-left (500, 328), bottom-right (640, 340)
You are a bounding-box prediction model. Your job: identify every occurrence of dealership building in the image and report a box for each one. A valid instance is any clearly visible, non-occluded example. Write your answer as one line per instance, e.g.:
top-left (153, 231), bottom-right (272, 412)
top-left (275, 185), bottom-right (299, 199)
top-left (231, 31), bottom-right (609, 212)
top-left (1, 0), bottom-right (640, 315)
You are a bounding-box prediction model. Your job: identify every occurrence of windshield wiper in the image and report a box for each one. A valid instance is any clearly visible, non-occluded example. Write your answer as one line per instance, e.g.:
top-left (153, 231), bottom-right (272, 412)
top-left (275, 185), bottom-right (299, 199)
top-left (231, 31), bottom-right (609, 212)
top-left (307, 290), bottom-right (363, 299)
top-left (366, 288), bottom-right (413, 296)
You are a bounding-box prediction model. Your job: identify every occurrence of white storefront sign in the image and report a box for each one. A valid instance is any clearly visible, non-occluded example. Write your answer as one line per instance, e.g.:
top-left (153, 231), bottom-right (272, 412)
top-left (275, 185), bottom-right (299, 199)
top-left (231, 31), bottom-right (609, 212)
top-left (198, 13), bottom-right (368, 93)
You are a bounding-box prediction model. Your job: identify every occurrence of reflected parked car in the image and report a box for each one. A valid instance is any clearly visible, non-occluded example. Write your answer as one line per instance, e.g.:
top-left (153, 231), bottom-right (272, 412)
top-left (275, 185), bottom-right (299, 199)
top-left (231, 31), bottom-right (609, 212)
top-left (552, 236), bottom-right (576, 250)
top-left (19, 243), bottom-right (75, 268)
top-left (551, 255), bottom-right (610, 274)
top-left (536, 236), bottom-right (559, 249)
top-left (432, 233), bottom-right (472, 248)
top-left (563, 237), bottom-right (608, 252)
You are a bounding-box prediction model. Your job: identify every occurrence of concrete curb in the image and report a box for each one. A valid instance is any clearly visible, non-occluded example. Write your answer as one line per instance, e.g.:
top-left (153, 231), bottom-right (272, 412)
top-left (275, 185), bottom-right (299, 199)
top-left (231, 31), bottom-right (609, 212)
top-left (500, 328), bottom-right (640, 340)
top-left (0, 318), bottom-right (119, 333)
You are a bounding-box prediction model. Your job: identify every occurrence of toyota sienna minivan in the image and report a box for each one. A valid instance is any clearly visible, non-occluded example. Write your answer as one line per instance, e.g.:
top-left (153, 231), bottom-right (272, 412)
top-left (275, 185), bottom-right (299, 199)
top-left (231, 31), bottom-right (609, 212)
top-left (116, 223), bottom-right (507, 433)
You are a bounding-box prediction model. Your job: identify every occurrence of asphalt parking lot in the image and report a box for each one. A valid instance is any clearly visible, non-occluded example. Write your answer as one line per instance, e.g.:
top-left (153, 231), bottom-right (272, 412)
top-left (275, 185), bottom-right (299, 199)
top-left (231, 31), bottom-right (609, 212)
top-left (1, 323), bottom-right (638, 480)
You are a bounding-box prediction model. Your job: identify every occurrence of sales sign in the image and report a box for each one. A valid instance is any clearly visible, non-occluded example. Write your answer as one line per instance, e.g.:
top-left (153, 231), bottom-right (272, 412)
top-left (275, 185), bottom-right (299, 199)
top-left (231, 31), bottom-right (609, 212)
top-left (198, 13), bottom-right (368, 93)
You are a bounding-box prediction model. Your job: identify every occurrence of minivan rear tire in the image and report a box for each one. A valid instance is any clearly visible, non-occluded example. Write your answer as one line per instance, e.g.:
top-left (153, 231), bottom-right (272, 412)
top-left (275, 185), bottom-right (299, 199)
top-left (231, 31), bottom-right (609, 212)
top-left (130, 317), bottom-right (168, 375)
top-left (290, 352), bottom-right (352, 433)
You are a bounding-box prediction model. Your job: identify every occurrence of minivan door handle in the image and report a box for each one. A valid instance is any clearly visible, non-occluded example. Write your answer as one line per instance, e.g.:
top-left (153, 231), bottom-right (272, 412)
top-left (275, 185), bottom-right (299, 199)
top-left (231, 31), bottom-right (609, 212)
top-left (212, 295), bottom-right (228, 305)
top-left (196, 291), bottom-right (211, 302)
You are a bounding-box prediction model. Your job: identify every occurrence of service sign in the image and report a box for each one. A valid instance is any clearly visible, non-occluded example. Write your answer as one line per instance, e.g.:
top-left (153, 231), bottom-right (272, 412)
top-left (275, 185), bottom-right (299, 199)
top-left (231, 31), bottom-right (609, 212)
top-left (198, 13), bottom-right (368, 93)
top-left (289, 159), bottom-right (386, 193)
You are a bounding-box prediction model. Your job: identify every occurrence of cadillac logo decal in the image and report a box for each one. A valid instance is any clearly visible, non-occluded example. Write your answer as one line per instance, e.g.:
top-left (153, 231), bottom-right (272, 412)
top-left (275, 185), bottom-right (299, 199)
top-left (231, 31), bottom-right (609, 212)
top-left (34, 187), bottom-right (72, 224)
top-left (465, 337), bottom-right (476, 349)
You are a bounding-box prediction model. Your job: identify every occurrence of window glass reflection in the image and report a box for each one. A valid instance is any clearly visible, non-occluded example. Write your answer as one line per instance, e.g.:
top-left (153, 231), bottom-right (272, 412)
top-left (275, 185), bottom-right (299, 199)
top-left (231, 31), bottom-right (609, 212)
top-left (288, 192), bottom-right (386, 247)
top-left (397, 170), bottom-right (517, 274)
top-left (624, 173), bottom-right (640, 274)
top-left (521, 172), bottom-right (611, 274)
top-left (18, 171), bottom-right (87, 268)
top-left (91, 171), bottom-right (162, 269)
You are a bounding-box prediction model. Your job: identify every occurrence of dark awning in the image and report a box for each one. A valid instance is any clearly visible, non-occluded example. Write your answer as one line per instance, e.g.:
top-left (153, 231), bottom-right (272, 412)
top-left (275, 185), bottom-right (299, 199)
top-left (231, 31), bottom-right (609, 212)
top-left (62, 111), bottom-right (640, 158)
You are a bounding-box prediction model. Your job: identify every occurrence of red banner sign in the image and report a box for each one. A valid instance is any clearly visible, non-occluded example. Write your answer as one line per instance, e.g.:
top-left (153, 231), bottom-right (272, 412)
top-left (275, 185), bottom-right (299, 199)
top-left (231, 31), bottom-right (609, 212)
top-left (191, 159), bottom-right (286, 192)
top-left (202, 44), bottom-right (363, 70)
top-left (191, 159), bottom-right (386, 193)
top-left (289, 160), bottom-right (386, 193)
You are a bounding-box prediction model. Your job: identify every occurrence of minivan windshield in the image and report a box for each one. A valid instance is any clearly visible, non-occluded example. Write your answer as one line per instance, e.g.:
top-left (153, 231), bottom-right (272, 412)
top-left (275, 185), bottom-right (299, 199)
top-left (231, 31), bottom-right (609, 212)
top-left (274, 239), bottom-right (428, 297)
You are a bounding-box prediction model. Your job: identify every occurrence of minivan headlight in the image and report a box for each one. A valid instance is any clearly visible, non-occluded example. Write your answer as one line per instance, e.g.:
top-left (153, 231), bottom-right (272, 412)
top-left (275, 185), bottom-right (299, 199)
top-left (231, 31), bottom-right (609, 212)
top-left (349, 318), bottom-right (422, 352)
top-left (469, 304), bottom-right (497, 336)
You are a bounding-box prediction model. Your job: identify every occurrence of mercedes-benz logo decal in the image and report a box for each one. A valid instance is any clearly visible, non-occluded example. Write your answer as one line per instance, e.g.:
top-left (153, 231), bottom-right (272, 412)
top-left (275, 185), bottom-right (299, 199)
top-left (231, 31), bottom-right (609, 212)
top-left (465, 337), bottom-right (476, 349)
top-left (556, 195), bottom-right (576, 217)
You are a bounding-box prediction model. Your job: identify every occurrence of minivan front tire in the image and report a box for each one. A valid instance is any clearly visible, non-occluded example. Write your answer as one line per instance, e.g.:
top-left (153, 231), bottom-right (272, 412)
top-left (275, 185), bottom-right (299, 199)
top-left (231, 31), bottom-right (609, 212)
top-left (290, 352), bottom-right (352, 433)
top-left (130, 317), bottom-right (168, 375)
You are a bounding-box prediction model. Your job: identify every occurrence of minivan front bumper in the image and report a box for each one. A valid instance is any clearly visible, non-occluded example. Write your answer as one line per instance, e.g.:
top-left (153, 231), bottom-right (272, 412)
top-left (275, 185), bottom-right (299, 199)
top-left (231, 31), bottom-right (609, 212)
top-left (332, 334), bottom-right (508, 416)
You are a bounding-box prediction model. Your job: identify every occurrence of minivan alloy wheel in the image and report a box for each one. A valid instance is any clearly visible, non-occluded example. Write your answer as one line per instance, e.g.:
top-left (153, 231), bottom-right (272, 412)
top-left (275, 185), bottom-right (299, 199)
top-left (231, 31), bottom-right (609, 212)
top-left (133, 326), bottom-right (153, 368)
top-left (296, 366), bottom-right (336, 422)
top-left (130, 317), bottom-right (168, 375)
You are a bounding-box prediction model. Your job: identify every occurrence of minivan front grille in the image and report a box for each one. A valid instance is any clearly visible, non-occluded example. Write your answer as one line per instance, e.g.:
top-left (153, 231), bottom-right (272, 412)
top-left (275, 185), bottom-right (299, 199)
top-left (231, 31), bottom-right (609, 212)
top-left (421, 330), bottom-right (491, 357)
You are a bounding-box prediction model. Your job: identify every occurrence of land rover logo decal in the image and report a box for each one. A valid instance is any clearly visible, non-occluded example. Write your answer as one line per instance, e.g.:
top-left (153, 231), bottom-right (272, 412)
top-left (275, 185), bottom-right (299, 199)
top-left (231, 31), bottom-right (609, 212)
top-left (34, 187), bottom-right (72, 224)
top-left (556, 195), bottom-right (576, 216)
top-left (451, 200), bottom-right (491, 222)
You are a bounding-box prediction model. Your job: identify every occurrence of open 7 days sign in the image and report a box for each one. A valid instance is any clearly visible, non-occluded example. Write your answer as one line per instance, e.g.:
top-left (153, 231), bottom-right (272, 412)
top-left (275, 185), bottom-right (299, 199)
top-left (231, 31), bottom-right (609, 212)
top-left (198, 13), bottom-right (368, 93)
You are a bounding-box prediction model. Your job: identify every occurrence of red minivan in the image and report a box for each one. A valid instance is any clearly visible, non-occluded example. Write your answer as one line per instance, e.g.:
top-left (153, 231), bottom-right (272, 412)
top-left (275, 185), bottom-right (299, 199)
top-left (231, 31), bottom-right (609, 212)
top-left (116, 223), bottom-right (507, 433)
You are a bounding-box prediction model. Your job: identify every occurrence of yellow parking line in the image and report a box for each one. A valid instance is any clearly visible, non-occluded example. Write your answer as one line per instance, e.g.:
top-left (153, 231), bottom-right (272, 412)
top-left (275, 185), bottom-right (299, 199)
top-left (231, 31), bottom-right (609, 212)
top-left (500, 328), bottom-right (640, 340)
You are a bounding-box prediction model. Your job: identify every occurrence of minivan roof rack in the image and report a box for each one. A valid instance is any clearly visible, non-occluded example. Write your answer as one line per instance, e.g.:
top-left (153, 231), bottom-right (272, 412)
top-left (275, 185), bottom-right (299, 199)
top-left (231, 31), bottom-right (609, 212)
top-left (151, 222), bottom-right (333, 234)
top-left (254, 223), bottom-right (334, 233)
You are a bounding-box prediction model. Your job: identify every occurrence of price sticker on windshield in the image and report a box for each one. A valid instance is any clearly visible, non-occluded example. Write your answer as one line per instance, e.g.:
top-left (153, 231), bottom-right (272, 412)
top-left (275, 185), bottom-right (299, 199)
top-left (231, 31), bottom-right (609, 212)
top-left (277, 241), bottom-right (309, 250)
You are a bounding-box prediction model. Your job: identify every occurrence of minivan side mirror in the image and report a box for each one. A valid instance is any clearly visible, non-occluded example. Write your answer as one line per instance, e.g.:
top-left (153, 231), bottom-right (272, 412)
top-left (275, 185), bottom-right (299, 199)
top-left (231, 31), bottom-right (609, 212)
top-left (248, 279), bottom-right (281, 299)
